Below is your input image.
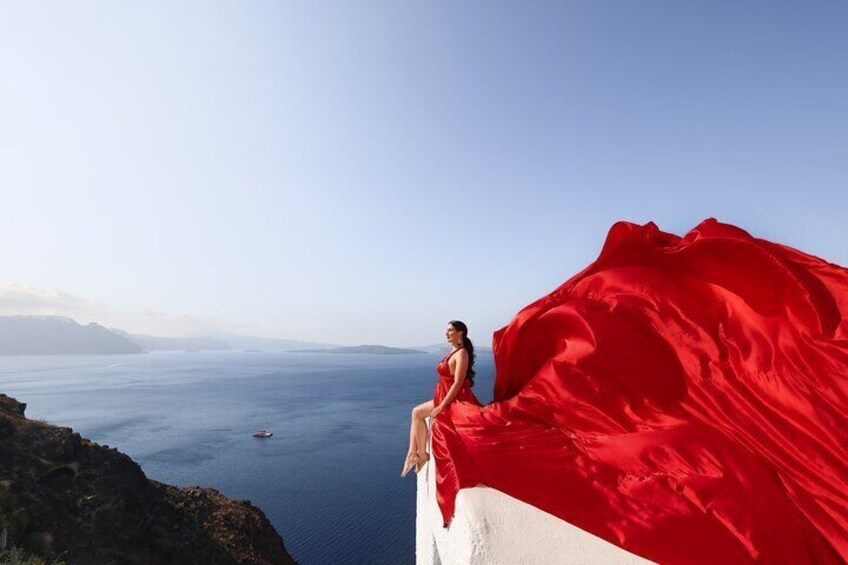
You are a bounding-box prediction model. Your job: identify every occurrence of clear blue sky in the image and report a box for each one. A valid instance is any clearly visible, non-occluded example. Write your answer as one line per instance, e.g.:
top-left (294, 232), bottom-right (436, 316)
top-left (1, 2), bottom-right (846, 345)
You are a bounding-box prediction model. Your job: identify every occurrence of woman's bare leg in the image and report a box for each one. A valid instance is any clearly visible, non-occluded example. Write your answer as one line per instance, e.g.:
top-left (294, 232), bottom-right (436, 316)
top-left (412, 400), bottom-right (434, 458)
top-left (402, 401), bottom-right (433, 475)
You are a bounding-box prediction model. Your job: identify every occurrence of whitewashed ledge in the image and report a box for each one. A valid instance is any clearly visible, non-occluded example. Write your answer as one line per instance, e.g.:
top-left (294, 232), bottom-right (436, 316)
top-left (415, 429), bottom-right (657, 565)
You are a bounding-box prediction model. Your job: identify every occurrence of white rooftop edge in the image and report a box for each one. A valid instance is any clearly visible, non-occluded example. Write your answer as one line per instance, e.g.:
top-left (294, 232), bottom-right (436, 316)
top-left (416, 431), bottom-right (657, 565)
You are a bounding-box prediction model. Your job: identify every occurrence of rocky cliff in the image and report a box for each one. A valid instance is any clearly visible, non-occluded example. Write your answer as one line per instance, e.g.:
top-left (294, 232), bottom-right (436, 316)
top-left (0, 394), bottom-right (296, 564)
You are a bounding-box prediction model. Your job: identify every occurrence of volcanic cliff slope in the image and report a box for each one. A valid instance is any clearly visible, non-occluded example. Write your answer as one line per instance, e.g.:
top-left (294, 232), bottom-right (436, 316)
top-left (0, 394), bottom-right (296, 564)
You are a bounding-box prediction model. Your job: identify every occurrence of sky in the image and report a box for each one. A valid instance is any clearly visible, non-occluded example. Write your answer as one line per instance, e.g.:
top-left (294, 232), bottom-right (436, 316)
top-left (1, 1), bottom-right (847, 346)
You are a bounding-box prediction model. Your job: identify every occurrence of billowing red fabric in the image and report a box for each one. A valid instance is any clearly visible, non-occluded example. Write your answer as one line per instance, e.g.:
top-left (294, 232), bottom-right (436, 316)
top-left (429, 218), bottom-right (848, 564)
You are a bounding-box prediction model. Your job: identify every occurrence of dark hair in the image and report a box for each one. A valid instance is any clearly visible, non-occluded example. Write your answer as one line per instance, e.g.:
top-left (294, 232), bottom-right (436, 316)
top-left (449, 320), bottom-right (476, 387)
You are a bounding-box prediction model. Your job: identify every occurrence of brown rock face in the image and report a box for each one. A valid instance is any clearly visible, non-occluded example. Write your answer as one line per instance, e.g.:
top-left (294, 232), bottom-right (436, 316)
top-left (0, 394), bottom-right (297, 564)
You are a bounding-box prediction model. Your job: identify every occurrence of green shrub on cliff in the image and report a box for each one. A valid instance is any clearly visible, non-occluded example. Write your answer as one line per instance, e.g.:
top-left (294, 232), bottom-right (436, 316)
top-left (0, 545), bottom-right (64, 565)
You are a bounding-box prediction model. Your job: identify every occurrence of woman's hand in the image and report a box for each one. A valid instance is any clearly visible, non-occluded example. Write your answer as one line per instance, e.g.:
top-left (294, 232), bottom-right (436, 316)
top-left (431, 404), bottom-right (444, 418)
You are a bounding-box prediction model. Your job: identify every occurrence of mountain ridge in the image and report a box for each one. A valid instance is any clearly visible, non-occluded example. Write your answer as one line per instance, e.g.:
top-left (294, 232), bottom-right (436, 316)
top-left (0, 315), bottom-right (486, 356)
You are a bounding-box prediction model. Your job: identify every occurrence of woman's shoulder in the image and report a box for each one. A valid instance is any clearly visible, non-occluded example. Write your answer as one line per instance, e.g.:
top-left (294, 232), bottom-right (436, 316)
top-left (451, 347), bottom-right (469, 360)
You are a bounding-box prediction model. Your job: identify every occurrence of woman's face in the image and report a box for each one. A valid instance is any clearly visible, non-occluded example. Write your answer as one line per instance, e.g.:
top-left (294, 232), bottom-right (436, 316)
top-left (445, 324), bottom-right (463, 346)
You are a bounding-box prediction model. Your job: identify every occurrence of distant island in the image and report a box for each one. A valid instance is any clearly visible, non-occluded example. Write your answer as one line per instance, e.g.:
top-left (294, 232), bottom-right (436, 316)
top-left (203, 331), bottom-right (336, 352)
top-left (290, 344), bottom-right (426, 355)
top-left (113, 330), bottom-right (232, 352)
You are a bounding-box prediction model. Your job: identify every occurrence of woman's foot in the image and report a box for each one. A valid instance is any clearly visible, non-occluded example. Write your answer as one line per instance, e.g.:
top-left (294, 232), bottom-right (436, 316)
top-left (401, 452), bottom-right (419, 477)
top-left (415, 452), bottom-right (430, 473)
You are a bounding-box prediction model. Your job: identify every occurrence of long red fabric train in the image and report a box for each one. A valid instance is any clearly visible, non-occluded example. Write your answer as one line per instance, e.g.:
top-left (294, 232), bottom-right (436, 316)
top-left (429, 218), bottom-right (848, 565)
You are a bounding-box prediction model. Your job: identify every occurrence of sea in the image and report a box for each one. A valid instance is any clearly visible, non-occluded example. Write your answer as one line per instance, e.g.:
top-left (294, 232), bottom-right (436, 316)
top-left (0, 350), bottom-right (496, 564)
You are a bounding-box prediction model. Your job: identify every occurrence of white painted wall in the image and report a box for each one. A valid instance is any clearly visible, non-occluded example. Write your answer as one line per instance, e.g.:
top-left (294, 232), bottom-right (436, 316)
top-left (415, 429), bottom-right (656, 565)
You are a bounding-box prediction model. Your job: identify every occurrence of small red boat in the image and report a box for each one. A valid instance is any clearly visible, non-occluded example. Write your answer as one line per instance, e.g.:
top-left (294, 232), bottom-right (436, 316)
top-left (252, 429), bottom-right (273, 438)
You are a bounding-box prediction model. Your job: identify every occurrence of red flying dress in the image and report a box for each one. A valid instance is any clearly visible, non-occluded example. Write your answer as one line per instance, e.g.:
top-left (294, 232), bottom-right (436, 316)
top-left (428, 218), bottom-right (848, 565)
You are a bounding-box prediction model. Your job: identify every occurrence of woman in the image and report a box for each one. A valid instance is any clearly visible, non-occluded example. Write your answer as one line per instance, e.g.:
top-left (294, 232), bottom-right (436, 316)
top-left (401, 320), bottom-right (480, 477)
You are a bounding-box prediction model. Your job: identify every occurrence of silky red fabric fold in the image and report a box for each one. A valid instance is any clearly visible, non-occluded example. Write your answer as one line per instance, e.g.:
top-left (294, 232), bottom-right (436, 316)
top-left (429, 218), bottom-right (848, 564)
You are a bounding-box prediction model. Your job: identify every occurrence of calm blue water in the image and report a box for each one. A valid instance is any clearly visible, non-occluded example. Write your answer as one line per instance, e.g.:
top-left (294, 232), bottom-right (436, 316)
top-left (0, 350), bottom-right (495, 564)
